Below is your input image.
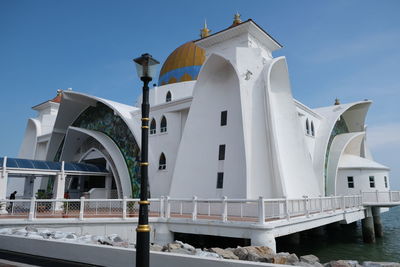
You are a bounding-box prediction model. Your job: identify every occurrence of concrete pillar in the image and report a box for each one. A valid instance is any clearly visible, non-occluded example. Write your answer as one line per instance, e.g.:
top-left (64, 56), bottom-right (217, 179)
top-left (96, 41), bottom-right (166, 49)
top-left (53, 174), bottom-right (66, 211)
top-left (372, 207), bottom-right (383, 237)
top-left (23, 177), bottom-right (35, 198)
top-left (105, 175), bottom-right (112, 199)
top-left (250, 230), bottom-right (276, 252)
top-left (362, 216), bottom-right (376, 243)
top-left (153, 224), bottom-right (174, 245)
top-left (0, 172), bottom-right (9, 214)
top-left (78, 176), bottom-right (85, 195)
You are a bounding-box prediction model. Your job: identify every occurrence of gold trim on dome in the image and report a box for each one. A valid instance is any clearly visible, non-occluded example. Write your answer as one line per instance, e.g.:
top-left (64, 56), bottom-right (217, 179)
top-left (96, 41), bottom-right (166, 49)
top-left (180, 73), bottom-right (193, 82)
top-left (159, 42), bottom-right (206, 77)
top-left (168, 77), bottom-right (178, 84)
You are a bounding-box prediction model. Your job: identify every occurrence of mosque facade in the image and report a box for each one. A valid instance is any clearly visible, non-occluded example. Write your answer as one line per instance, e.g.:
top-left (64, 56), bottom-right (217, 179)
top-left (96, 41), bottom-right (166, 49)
top-left (8, 16), bottom-right (390, 201)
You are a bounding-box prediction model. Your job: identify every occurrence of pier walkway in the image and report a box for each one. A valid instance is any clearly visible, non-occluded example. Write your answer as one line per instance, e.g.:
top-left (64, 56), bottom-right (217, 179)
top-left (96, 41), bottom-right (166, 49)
top-left (0, 191), bottom-right (399, 250)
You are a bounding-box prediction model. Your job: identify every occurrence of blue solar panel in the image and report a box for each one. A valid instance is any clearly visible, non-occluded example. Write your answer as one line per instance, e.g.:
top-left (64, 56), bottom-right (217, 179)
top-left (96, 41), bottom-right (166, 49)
top-left (64, 162), bottom-right (76, 171)
top-left (46, 162), bottom-right (61, 170)
top-left (32, 160), bottom-right (49, 170)
top-left (86, 164), bottom-right (99, 172)
top-left (6, 158), bottom-right (18, 168)
top-left (2, 157), bottom-right (107, 173)
top-left (16, 159), bottom-right (35, 169)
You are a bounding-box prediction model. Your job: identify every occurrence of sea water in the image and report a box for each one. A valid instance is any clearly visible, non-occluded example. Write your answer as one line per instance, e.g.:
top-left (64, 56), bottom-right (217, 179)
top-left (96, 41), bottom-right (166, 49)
top-left (278, 206), bottom-right (400, 263)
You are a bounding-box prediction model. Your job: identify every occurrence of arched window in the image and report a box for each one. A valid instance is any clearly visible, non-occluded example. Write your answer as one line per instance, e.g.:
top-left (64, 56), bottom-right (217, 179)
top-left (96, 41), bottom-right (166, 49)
top-left (159, 153), bottom-right (166, 170)
top-left (306, 119), bottom-right (310, 135)
top-left (166, 91), bottom-right (172, 102)
top-left (160, 116), bottom-right (167, 133)
top-left (150, 118), bottom-right (156, 135)
top-left (311, 121), bottom-right (315, 136)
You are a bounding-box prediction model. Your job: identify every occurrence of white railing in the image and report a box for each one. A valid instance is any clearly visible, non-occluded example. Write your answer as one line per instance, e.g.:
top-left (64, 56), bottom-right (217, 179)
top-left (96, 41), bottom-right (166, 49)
top-left (2, 192), bottom-right (398, 223)
top-left (362, 190), bottom-right (400, 203)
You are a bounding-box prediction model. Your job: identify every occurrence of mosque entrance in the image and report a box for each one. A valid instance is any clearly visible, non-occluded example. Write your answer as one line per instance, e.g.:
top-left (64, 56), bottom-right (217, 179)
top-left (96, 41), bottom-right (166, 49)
top-left (64, 149), bottom-right (118, 199)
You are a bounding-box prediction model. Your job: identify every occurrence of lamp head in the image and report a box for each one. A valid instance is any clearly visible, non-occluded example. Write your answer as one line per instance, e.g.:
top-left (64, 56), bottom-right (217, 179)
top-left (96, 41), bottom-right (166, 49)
top-left (133, 53), bottom-right (160, 80)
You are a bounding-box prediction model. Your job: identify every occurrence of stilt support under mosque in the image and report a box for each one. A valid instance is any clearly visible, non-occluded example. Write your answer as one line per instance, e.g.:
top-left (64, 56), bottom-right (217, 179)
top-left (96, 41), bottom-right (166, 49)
top-left (250, 230), bottom-right (276, 252)
top-left (372, 207), bottom-right (383, 237)
top-left (362, 215), bottom-right (376, 243)
top-left (154, 224), bottom-right (174, 245)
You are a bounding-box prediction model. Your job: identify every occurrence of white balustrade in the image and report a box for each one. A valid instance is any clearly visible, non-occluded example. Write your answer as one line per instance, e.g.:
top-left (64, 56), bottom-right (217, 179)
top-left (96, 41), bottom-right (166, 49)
top-left (0, 192), bottom-right (398, 223)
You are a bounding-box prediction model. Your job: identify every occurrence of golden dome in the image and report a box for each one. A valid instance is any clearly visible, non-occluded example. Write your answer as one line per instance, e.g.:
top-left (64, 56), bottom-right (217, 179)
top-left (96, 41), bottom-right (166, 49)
top-left (158, 41), bottom-right (206, 86)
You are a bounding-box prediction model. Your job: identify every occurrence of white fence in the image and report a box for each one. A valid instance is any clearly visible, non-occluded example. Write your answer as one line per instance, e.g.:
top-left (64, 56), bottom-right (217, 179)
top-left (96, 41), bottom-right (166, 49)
top-left (362, 191), bottom-right (400, 203)
top-left (0, 193), bottom-right (370, 223)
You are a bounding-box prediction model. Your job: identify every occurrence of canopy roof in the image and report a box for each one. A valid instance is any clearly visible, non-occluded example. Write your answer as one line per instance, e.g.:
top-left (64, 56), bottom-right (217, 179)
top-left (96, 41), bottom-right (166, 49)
top-left (338, 154), bottom-right (390, 170)
top-left (0, 157), bottom-right (108, 174)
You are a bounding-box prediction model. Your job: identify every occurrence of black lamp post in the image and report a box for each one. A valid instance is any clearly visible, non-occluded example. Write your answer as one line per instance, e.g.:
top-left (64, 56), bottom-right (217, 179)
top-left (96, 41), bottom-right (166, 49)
top-left (133, 53), bottom-right (159, 267)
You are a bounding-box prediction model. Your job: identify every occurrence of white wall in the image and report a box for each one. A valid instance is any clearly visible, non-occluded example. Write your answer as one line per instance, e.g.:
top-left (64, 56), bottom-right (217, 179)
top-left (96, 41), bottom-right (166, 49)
top-left (137, 81), bottom-right (195, 107)
top-left (295, 102), bottom-right (322, 163)
top-left (170, 54), bottom-right (247, 198)
top-left (337, 168), bottom-right (390, 195)
top-left (148, 111), bottom-right (183, 197)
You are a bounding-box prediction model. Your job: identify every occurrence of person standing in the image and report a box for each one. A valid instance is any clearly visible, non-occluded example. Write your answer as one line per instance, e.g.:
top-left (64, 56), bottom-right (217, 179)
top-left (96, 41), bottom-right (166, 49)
top-left (8, 191), bottom-right (17, 212)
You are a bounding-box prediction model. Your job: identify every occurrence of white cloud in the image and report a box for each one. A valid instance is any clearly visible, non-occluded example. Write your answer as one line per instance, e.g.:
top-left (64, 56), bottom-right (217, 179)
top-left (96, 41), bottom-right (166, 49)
top-left (367, 123), bottom-right (400, 149)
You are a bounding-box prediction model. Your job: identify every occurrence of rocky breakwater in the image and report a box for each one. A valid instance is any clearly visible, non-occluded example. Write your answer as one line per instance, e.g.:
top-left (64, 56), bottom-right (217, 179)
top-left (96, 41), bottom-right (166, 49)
top-left (1, 227), bottom-right (399, 267)
top-left (153, 241), bottom-right (400, 267)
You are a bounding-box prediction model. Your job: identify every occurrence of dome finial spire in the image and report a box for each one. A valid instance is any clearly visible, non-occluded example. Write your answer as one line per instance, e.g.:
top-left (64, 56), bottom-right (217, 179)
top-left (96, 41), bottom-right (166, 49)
top-left (232, 12), bottom-right (242, 26)
top-left (200, 19), bottom-right (210, 38)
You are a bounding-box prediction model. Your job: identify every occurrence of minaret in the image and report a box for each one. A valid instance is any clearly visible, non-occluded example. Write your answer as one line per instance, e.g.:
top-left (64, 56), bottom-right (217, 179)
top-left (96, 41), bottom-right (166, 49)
top-left (200, 20), bottom-right (211, 38)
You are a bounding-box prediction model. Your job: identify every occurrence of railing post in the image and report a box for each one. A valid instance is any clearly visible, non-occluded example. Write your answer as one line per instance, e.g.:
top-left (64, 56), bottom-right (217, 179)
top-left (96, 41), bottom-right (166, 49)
top-left (28, 197), bottom-right (36, 220)
top-left (284, 196), bottom-right (290, 220)
top-left (160, 196), bottom-right (165, 218)
top-left (330, 195), bottom-right (335, 212)
top-left (319, 195), bottom-right (324, 213)
top-left (303, 196), bottom-right (309, 217)
top-left (222, 196), bottom-right (228, 222)
top-left (389, 191), bottom-right (392, 202)
top-left (375, 190), bottom-right (379, 203)
top-left (122, 196), bottom-right (127, 220)
top-left (341, 196), bottom-right (345, 210)
top-left (258, 196), bottom-right (265, 224)
top-left (79, 197), bottom-right (85, 221)
top-left (192, 196), bottom-right (197, 221)
top-left (165, 196), bottom-right (171, 219)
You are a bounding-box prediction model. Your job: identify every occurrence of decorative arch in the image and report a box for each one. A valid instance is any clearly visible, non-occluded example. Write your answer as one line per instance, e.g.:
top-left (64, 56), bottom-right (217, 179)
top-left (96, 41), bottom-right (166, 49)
top-left (326, 132), bottom-right (365, 195)
top-left (150, 118), bottom-right (156, 135)
top-left (159, 153), bottom-right (166, 170)
top-left (160, 116), bottom-right (167, 133)
top-left (56, 103), bottom-right (142, 197)
top-left (312, 101), bottom-right (371, 196)
top-left (78, 147), bottom-right (122, 198)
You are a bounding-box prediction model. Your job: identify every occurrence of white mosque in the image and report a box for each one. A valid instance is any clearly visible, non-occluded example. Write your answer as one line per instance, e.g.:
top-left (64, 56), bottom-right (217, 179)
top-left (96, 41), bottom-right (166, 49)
top-left (3, 15), bottom-right (390, 203)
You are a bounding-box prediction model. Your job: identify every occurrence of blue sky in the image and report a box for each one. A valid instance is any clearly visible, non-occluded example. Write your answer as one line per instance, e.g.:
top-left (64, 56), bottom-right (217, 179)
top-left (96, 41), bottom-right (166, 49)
top-left (0, 1), bottom-right (399, 188)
